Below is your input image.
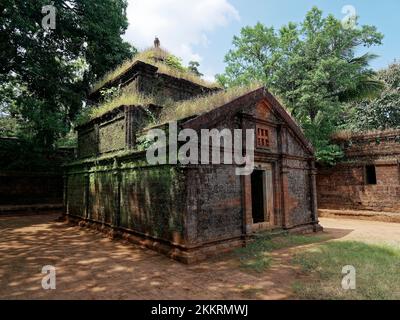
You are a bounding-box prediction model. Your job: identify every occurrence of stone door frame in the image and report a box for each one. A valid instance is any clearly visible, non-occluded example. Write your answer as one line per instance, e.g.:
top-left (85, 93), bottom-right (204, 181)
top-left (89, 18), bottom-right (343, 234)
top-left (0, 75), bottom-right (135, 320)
top-left (242, 162), bottom-right (276, 234)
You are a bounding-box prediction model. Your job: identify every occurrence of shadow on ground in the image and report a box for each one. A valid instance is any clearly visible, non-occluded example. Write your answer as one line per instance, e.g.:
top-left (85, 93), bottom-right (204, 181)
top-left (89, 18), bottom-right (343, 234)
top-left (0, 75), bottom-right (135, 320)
top-left (0, 213), bottom-right (314, 300)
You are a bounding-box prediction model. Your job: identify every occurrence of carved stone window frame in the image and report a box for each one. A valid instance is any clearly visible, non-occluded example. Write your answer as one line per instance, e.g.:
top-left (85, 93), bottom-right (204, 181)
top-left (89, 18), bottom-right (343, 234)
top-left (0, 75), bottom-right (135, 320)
top-left (256, 124), bottom-right (271, 149)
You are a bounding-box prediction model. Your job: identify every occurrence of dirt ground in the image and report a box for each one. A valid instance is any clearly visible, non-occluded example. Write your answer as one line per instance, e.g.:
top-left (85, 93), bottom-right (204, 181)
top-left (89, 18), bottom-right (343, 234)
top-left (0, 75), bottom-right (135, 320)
top-left (0, 213), bottom-right (399, 300)
top-left (320, 217), bottom-right (400, 247)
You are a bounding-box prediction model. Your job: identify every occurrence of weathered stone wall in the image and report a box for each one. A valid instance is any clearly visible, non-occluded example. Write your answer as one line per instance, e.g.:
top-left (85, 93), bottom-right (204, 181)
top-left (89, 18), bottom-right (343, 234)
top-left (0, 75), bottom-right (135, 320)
top-left (76, 105), bottom-right (161, 159)
top-left (0, 139), bottom-right (72, 208)
top-left (65, 155), bottom-right (186, 244)
top-left (89, 61), bottom-right (220, 104)
top-left (185, 165), bottom-right (243, 245)
top-left (0, 171), bottom-right (63, 206)
top-left (286, 160), bottom-right (313, 226)
top-left (77, 109), bottom-right (126, 159)
top-left (119, 165), bottom-right (185, 242)
top-left (317, 163), bottom-right (400, 213)
top-left (66, 173), bottom-right (87, 217)
top-left (338, 135), bottom-right (400, 160)
top-left (135, 71), bottom-right (219, 102)
top-left (89, 170), bottom-right (118, 225)
top-left (317, 131), bottom-right (400, 213)
top-left (66, 160), bottom-right (246, 249)
top-left (77, 127), bottom-right (98, 158)
top-left (98, 117), bottom-right (126, 154)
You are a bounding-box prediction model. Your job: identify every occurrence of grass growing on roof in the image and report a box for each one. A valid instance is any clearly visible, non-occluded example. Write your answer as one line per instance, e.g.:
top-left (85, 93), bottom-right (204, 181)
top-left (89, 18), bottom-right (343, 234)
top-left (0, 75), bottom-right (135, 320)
top-left (81, 82), bottom-right (263, 126)
top-left (91, 48), bottom-right (219, 93)
top-left (158, 83), bottom-right (263, 124)
top-left (331, 128), bottom-right (400, 141)
top-left (75, 88), bottom-right (157, 125)
top-left (90, 90), bottom-right (154, 119)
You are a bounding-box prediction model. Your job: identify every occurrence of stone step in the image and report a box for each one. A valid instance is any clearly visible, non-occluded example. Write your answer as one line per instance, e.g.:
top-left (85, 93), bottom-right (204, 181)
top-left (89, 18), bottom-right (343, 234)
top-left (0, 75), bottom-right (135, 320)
top-left (319, 209), bottom-right (400, 223)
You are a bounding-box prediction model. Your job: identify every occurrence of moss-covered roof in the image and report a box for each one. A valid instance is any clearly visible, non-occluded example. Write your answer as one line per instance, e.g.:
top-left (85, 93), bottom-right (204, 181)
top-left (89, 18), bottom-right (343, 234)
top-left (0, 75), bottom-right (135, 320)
top-left (80, 83), bottom-right (262, 127)
top-left (91, 48), bottom-right (220, 94)
top-left (332, 129), bottom-right (400, 141)
top-left (77, 83), bottom-right (315, 155)
top-left (157, 83), bottom-right (262, 124)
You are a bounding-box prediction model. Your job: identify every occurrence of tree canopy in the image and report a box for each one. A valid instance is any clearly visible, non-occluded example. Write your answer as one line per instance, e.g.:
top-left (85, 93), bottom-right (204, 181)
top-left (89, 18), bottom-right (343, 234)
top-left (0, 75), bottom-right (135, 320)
top-left (344, 62), bottom-right (400, 131)
top-left (0, 0), bottom-right (136, 148)
top-left (217, 7), bottom-right (384, 163)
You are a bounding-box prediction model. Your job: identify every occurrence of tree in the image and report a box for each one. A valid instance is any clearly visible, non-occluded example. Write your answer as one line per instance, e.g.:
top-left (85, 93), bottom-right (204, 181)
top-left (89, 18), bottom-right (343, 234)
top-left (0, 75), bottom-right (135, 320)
top-left (344, 62), bottom-right (400, 131)
top-left (188, 61), bottom-right (203, 77)
top-left (0, 0), bottom-right (136, 148)
top-left (217, 7), bottom-right (383, 163)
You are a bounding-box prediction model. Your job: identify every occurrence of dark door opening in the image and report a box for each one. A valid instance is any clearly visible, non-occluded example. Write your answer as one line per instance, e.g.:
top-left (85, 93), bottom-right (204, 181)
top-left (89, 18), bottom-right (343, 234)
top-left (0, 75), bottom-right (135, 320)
top-left (251, 170), bottom-right (265, 223)
top-left (366, 165), bottom-right (377, 185)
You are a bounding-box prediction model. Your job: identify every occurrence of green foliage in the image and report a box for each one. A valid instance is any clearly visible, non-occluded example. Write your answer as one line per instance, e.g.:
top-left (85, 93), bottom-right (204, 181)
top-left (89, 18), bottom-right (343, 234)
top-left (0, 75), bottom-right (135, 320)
top-left (100, 87), bottom-right (121, 102)
top-left (56, 130), bottom-right (77, 148)
top-left (343, 62), bottom-right (400, 131)
top-left (188, 61), bottom-right (203, 77)
top-left (136, 135), bottom-right (156, 152)
top-left (314, 144), bottom-right (344, 165)
top-left (165, 54), bottom-right (186, 72)
top-left (218, 7), bottom-right (384, 164)
top-left (0, 0), bottom-right (135, 148)
top-left (292, 241), bottom-right (400, 300)
top-left (0, 116), bottom-right (19, 137)
top-left (0, 137), bottom-right (71, 171)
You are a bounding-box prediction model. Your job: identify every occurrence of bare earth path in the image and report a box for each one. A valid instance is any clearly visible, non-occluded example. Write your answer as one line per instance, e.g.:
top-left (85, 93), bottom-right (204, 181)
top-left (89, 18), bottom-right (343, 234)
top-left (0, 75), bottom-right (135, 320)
top-left (320, 217), bottom-right (400, 247)
top-left (0, 213), bottom-right (295, 300)
top-left (0, 214), bottom-right (399, 300)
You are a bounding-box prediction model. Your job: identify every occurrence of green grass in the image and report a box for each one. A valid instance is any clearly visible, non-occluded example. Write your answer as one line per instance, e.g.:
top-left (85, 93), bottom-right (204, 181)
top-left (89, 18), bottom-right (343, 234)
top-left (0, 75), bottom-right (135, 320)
top-left (158, 83), bottom-right (262, 124)
top-left (235, 233), bottom-right (327, 273)
top-left (292, 241), bottom-right (400, 300)
top-left (83, 83), bottom-right (263, 126)
top-left (92, 91), bottom-right (155, 119)
top-left (91, 48), bottom-right (219, 93)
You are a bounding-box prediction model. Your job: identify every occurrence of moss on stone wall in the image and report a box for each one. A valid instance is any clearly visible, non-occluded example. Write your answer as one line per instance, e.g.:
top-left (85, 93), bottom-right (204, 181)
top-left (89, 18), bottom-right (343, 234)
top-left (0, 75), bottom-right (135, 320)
top-left (99, 118), bottom-right (126, 154)
top-left (120, 165), bottom-right (185, 240)
top-left (66, 152), bottom-right (186, 244)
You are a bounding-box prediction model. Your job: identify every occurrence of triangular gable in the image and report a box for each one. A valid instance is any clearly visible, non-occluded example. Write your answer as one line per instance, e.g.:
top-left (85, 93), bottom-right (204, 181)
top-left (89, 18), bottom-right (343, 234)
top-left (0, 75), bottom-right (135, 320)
top-left (181, 86), bottom-right (314, 155)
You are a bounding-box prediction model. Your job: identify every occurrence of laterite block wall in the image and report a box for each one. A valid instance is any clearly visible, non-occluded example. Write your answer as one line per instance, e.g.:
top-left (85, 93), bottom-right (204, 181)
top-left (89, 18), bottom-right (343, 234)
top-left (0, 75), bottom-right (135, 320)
top-left (65, 158), bottom-right (186, 245)
top-left (317, 131), bottom-right (400, 213)
top-left (185, 165), bottom-right (243, 246)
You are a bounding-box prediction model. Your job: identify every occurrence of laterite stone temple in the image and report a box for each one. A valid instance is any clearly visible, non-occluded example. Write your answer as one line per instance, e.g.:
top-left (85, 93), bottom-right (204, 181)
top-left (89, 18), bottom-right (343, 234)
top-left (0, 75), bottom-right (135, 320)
top-left (64, 48), bottom-right (322, 263)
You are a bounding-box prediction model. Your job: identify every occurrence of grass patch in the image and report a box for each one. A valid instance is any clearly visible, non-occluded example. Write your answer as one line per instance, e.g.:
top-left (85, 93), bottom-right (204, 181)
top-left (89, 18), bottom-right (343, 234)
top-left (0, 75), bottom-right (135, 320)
top-left (91, 91), bottom-right (155, 119)
top-left (91, 48), bottom-right (219, 93)
top-left (158, 83), bottom-right (262, 124)
top-left (75, 89), bottom-right (157, 125)
top-left (235, 233), bottom-right (327, 273)
top-left (292, 241), bottom-right (400, 300)
top-left (82, 83), bottom-right (263, 126)
top-left (77, 85), bottom-right (175, 124)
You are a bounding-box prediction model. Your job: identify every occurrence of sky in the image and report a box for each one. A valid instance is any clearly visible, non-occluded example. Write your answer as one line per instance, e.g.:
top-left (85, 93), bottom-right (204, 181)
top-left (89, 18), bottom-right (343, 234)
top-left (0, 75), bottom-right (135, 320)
top-left (123, 0), bottom-right (400, 81)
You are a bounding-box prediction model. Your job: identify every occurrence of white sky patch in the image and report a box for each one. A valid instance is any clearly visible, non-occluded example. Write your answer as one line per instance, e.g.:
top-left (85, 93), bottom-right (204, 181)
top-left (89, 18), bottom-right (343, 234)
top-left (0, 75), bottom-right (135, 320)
top-left (123, 0), bottom-right (240, 70)
top-left (203, 70), bottom-right (218, 83)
